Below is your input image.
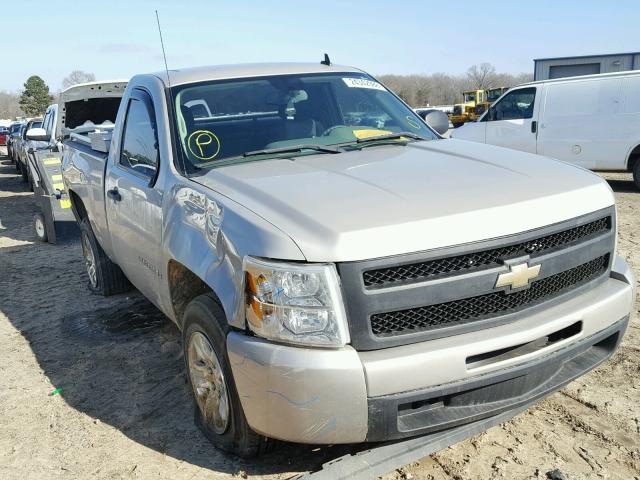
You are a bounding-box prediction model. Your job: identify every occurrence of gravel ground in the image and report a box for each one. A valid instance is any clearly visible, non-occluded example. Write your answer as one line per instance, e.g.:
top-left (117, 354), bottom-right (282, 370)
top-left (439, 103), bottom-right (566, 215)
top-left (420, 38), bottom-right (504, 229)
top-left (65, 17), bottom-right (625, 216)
top-left (0, 156), bottom-right (638, 480)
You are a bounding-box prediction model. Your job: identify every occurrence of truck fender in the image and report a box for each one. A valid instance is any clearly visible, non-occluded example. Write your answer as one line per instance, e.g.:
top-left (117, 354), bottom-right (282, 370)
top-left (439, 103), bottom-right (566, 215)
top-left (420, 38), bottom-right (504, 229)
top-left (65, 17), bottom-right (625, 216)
top-left (162, 184), bottom-right (305, 329)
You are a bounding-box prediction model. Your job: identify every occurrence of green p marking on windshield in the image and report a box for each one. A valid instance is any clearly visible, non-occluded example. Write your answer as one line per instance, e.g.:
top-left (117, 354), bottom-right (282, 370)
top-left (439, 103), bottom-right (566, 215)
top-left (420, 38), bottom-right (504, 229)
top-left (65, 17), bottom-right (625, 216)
top-left (188, 130), bottom-right (221, 161)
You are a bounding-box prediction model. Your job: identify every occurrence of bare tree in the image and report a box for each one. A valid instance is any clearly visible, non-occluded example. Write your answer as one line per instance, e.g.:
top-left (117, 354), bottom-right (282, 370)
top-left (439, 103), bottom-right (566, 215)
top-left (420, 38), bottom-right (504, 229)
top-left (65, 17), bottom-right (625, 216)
top-left (466, 63), bottom-right (498, 89)
top-left (61, 70), bottom-right (96, 90)
top-left (379, 65), bottom-right (533, 107)
top-left (0, 91), bottom-right (24, 119)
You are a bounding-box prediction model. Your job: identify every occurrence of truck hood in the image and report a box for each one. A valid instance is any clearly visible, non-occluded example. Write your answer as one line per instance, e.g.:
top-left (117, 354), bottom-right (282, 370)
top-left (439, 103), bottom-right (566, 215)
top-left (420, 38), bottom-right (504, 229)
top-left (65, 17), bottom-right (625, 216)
top-left (195, 139), bottom-right (614, 262)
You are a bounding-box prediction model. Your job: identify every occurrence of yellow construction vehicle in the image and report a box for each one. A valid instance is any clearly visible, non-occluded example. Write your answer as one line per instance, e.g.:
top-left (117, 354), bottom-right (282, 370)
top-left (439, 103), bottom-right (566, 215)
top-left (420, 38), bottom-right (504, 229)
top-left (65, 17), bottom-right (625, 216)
top-left (474, 87), bottom-right (509, 118)
top-left (449, 89), bottom-right (485, 127)
top-left (449, 87), bottom-right (509, 127)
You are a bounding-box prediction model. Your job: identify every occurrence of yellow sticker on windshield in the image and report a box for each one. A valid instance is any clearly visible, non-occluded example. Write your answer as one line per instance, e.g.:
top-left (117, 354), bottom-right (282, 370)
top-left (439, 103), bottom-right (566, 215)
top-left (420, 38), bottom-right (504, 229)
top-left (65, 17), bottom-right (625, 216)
top-left (187, 130), bottom-right (220, 161)
top-left (43, 158), bottom-right (62, 165)
top-left (352, 129), bottom-right (392, 140)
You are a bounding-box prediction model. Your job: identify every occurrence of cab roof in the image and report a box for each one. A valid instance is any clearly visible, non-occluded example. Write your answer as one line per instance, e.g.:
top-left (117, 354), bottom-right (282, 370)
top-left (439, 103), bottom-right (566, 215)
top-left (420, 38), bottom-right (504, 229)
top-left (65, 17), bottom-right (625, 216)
top-left (149, 62), bottom-right (364, 87)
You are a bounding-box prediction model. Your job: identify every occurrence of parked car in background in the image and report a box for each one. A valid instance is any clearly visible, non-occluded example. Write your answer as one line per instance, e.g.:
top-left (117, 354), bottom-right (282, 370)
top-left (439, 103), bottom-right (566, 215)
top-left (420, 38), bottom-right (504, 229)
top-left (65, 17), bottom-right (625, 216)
top-left (13, 124), bottom-right (28, 172)
top-left (59, 63), bottom-right (635, 459)
top-left (16, 118), bottom-right (43, 184)
top-left (451, 71), bottom-right (640, 189)
top-left (16, 105), bottom-right (58, 184)
top-left (7, 121), bottom-right (25, 161)
top-left (0, 127), bottom-right (9, 147)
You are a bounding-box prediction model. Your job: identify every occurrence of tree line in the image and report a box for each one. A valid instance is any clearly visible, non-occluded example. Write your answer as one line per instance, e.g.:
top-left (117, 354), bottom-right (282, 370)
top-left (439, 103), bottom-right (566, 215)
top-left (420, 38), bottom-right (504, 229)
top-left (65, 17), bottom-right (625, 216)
top-left (379, 63), bottom-right (533, 107)
top-left (0, 70), bottom-right (95, 119)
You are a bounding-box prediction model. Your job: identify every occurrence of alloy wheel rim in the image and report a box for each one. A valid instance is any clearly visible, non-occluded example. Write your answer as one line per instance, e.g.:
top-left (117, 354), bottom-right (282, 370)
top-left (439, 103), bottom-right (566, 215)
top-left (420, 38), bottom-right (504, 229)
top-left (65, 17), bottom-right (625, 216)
top-left (187, 331), bottom-right (230, 434)
top-left (81, 233), bottom-right (98, 288)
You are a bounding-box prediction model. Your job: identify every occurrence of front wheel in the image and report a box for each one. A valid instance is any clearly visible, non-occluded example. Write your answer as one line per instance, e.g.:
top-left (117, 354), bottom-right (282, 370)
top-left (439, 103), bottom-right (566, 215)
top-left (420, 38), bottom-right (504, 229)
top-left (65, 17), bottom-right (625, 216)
top-left (20, 162), bottom-right (29, 183)
top-left (183, 295), bottom-right (269, 457)
top-left (33, 213), bottom-right (48, 242)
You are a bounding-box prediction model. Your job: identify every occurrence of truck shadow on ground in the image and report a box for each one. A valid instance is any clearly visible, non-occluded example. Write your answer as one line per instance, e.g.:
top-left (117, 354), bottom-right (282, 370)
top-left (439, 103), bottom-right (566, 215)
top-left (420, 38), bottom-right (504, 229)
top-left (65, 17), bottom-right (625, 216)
top-left (0, 159), bottom-right (32, 194)
top-left (0, 156), bottom-right (367, 477)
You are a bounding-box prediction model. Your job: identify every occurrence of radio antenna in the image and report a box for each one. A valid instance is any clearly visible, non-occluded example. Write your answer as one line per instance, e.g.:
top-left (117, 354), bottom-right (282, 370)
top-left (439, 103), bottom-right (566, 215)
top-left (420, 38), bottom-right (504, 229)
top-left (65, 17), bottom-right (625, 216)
top-left (155, 10), bottom-right (172, 89)
top-left (155, 10), bottom-right (189, 174)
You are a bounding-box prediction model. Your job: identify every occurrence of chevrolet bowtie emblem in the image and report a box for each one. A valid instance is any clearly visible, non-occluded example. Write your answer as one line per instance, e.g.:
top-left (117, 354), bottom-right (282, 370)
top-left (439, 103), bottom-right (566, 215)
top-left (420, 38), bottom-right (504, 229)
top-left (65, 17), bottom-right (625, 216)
top-left (496, 262), bottom-right (541, 290)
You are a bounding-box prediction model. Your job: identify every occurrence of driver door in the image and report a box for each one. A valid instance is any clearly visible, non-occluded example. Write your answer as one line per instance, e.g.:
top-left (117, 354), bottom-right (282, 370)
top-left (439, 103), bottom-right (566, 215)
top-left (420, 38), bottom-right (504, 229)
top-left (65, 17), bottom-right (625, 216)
top-left (484, 87), bottom-right (539, 154)
top-left (104, 89), bottom-right (164, 305)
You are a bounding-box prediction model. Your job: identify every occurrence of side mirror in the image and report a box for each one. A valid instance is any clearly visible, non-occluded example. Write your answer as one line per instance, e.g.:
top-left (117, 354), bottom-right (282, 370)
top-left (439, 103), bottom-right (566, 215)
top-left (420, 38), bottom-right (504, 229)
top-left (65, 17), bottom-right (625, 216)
top-left (422, 110), bottom-right (450, 136)
top-left (26, 127), bottom-right (49, 142)
top-left (487, 107), bottom-right (497, 121)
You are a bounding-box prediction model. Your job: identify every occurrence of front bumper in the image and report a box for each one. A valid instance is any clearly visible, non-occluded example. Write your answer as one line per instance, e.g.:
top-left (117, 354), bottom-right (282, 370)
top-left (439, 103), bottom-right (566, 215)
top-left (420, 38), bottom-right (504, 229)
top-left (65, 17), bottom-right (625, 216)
top-left (227, 256), bottom-right (635, 444)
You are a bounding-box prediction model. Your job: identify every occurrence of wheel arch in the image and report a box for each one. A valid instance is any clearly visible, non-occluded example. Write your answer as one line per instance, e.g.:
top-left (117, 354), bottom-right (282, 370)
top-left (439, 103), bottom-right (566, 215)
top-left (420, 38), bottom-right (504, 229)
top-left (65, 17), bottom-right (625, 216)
top-left (68, 189), bottom-right (88, 222)
top-left (167, 260), bottom-right (225, 329)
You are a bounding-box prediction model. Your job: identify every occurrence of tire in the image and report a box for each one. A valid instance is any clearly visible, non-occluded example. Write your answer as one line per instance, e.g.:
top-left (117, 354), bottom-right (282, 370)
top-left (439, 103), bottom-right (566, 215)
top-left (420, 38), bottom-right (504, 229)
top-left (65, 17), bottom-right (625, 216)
top-left (79, 217), bottom-right (131, 296)
top-left (20, 162), bottom-right (28, 183)
top-left (33, 213), bottom-right (48, 242)
top-left (633, 159), bottom-right (640, 191)
top-left (182, 294), bottom-right (270, 458)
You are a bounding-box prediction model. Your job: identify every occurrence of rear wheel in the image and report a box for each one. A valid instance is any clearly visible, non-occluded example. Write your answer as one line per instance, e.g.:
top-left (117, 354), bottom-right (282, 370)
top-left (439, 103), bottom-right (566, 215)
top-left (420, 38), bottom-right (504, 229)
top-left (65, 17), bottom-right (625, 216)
top-left (33, 213), bottom-right (48, 242)
top-left (183, 294), bottom-right (269, 458)
top-left (79, 217), bottom-right (131, 296)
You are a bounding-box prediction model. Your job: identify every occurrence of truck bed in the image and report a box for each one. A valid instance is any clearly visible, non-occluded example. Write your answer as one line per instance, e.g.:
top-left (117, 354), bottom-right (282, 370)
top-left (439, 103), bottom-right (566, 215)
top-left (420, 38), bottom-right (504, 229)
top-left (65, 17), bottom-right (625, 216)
top-left (64, 139), bottom-right (109, 162)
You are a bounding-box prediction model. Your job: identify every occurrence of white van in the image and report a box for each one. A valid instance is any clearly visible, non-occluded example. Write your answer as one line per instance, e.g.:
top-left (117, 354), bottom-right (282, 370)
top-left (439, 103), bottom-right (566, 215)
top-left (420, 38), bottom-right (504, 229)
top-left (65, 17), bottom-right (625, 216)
top-left (451, 71), bottom-right (640, 189)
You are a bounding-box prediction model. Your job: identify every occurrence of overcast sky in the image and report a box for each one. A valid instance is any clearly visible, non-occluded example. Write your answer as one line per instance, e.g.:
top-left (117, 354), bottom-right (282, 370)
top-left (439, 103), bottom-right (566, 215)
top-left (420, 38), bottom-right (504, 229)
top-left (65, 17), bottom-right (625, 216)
top-left (3, 0), bottom-right (638, 92)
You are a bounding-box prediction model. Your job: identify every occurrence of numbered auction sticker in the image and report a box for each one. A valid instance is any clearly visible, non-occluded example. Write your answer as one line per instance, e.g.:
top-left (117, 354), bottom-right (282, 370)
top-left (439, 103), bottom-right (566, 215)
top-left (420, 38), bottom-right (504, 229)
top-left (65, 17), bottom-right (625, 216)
top-left (342, 77), bottom-right (386, 91)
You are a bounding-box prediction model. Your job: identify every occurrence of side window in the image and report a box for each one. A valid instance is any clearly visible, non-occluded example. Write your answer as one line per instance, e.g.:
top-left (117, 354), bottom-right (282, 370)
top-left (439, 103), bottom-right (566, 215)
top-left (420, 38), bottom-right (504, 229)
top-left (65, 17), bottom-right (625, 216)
top-left (119, 93), bottom-right (159, 181)
top-left (490, 87), bottom-right (536, 121)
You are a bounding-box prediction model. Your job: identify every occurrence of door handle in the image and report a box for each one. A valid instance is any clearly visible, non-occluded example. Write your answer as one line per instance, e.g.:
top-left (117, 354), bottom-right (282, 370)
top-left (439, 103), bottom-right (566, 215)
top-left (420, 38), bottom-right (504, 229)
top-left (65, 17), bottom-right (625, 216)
top-left (107, 187), bottom-right (122, 202)
top-left (531, 121), bottom-right (537, 134)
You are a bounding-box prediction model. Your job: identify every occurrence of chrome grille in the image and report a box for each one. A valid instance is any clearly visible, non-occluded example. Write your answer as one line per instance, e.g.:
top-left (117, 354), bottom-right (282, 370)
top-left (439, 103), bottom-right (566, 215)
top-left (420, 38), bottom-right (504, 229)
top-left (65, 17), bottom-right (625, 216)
top-left (370, 255), bottom-right (609, 337)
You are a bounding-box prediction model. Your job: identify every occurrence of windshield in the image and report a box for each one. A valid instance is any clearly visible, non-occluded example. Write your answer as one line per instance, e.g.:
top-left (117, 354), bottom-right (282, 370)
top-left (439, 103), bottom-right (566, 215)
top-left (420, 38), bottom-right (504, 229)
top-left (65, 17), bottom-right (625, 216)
top-left (463, 92), bottom-right (476, 103)
top-left (172, 72), bottom-right (436, 169)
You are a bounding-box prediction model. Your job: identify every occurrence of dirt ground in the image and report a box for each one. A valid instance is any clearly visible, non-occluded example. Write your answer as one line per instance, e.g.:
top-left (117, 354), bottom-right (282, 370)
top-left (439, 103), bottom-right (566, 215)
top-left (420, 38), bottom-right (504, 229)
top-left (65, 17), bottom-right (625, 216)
top-left (0, 155), bottom-right (638, 480)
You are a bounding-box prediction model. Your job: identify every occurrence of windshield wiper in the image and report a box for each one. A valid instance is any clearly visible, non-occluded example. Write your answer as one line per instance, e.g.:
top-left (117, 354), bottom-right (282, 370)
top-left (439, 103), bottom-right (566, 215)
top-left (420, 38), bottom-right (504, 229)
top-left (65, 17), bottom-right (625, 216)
top-left (196, 143), bottom-right (342, 168)
top-left (355, 131), bottom-right (426, 144)
top-left (243, 144), bottom-right (341, 157)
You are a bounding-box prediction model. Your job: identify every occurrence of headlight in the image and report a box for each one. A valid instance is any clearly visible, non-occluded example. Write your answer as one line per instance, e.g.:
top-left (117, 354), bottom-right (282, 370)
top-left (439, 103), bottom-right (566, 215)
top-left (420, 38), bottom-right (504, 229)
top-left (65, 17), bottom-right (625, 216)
top-left (243, 256), bottom-right (349, 347)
